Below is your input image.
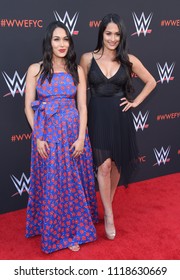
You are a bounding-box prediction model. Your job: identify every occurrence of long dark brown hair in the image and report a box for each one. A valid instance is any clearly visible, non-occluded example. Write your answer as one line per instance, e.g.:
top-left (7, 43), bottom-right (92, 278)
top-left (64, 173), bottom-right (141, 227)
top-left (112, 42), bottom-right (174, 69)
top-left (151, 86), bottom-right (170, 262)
top-left (40, 21), bottom-right (79, 85)
top-left (95, 13), bottom-right (134, 97)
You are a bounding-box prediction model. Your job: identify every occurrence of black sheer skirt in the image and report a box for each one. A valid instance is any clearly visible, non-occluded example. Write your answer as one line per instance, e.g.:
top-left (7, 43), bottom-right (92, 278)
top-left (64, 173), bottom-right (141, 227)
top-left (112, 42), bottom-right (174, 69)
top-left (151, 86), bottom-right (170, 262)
top-left (88, 95), bottom-right (139, 186)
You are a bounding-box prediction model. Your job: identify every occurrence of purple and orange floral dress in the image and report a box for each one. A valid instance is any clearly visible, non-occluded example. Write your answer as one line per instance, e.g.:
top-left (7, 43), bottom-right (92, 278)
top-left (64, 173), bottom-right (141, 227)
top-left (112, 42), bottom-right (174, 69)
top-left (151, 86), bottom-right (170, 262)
top-left (25, 72), bottom-right (98, 253)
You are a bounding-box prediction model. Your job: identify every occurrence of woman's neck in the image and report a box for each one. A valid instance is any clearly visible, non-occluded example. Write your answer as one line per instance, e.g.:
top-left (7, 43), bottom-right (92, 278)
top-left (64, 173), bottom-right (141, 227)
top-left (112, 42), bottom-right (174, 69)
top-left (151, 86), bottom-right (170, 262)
top-left (52, 58), bottom-right (66, 72)
top-left (95, 48), bottom-right (116, 61)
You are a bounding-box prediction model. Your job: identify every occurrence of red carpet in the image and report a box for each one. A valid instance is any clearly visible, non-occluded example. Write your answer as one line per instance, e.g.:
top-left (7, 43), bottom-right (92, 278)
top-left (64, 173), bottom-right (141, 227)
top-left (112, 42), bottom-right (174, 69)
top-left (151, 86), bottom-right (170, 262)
top-left (0, 173), bottom-right (180, 260)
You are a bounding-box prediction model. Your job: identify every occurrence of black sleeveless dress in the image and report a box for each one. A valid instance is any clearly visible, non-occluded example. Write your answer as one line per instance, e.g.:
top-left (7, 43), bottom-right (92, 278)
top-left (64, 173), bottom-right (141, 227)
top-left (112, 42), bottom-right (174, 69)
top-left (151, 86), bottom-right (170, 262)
top-left (88, 57), bottom-right (139, 185)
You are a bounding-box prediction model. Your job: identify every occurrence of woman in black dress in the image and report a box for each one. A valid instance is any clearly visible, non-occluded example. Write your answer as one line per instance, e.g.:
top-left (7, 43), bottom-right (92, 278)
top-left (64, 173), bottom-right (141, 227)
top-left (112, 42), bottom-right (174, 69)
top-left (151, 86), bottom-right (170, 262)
top-left (80, 13), bottom-right (156, 240)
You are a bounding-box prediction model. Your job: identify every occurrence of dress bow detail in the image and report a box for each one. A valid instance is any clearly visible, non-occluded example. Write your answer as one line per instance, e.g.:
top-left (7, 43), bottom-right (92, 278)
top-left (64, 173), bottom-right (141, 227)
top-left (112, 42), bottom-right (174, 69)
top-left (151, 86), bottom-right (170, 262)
top-left (32, 100), bottom-right (60, 140)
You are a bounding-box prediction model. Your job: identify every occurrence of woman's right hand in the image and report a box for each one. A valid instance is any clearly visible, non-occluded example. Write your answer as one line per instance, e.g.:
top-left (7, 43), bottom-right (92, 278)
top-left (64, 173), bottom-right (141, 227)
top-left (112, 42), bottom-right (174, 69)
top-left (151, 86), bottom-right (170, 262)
top-left (120, 97), bottom-right (139, 111)
top-left (37, 139), bottom-right (49, 158)
top-left (69, 138), bottom-right (84, 158)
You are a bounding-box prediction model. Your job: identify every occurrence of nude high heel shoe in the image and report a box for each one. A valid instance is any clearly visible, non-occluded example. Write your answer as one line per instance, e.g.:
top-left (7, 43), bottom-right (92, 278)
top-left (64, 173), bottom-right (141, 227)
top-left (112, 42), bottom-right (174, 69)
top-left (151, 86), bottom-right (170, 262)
top-left (68, 244), bottom-right (80, 252)
top-left (104, 214), bottom-right (116, 240)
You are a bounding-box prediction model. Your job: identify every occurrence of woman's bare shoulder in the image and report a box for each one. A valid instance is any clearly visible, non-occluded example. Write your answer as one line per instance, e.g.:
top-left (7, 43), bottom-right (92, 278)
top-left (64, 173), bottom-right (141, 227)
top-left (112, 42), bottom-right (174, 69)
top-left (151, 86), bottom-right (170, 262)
top-left (128, 54), bottom-right (141, 64)
top-left (27, 61), bottom-right (42, 76)
top-left (80, 52), bottom-right (93, 63)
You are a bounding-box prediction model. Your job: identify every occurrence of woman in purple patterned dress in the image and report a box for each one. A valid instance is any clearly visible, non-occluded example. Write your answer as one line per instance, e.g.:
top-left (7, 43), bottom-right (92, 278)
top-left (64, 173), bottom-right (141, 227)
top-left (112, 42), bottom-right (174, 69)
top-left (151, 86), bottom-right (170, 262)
top-left (25, 21), bottom-right (98, 254)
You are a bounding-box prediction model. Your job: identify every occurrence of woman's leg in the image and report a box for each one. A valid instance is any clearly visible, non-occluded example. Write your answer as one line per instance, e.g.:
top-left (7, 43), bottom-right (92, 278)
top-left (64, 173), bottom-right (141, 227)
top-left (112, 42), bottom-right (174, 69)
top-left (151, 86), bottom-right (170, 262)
top-left (110, 161), bottom-right (120, 203)
top-left (97, 158), bottom-right (116, 239)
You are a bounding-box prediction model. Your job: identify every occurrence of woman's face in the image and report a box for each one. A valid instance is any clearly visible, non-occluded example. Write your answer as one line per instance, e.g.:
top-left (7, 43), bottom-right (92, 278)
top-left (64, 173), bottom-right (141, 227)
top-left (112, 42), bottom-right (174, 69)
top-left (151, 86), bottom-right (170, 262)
top-left (103, 22), bottom-right (120, 50)
top-left (51, 27), bottom-right (70, 58)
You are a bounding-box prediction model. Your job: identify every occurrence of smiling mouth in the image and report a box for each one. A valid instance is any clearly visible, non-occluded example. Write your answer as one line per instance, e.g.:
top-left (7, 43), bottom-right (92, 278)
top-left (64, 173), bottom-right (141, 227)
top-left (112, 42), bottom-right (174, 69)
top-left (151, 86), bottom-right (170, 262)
top-left (108, 44), bottom-right (117, 47)
top-left (59, 49), bottom-right (66, 53)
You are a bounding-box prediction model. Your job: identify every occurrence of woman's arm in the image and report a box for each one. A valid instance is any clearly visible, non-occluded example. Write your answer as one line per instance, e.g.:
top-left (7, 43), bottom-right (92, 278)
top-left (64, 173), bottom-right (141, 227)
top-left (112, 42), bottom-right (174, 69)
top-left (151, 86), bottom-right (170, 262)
top-left (25, 63), bottom-right (49, 158)
top-left (120, 54), bottom-right (157, 111)
top-left (69, 65), bottom-right (87, 158)
top-left (76, 65), bottom-right (87, 140)
top-left (79, 52), bottom-right (92, 81)
top-left (24, 63), bottom-right (40, 129)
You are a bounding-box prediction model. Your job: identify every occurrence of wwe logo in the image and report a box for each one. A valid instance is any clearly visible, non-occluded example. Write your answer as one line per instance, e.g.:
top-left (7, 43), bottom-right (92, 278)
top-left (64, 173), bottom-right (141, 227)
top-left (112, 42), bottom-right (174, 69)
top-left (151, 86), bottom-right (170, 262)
top-left (153, 146), bottom-right (171, 166)
top-left (10, 173), bottom-right (30, 196)
top-left (156, 62), bottom-right (175, 83)
top-left (2, 71), bottom-right (26, 97)
top-left (132, 111), bottom-right (149, 131)
top-left (132, 12), bottom-right (153, 36)
top-left (53, 11), bottom-right (79, 35)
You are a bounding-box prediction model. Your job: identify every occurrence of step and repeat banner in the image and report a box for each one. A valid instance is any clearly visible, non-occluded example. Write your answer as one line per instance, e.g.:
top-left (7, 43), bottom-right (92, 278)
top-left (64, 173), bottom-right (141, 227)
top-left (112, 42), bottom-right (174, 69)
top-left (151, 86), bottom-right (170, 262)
top-left (0, 0), bottom-right (180, 213)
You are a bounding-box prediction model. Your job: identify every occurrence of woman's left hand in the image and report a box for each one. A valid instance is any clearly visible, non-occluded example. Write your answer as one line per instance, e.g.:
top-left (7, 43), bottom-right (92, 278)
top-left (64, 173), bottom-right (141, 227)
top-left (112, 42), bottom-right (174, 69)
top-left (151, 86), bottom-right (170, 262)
top-left (120, 97), bottom-right (138, 112)
top-left (69, 138), bottom-right (85, 158)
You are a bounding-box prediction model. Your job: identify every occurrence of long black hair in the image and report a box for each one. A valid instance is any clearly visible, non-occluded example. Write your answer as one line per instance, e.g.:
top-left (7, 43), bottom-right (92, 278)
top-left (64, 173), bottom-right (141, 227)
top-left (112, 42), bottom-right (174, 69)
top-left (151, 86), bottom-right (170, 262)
top-left (95, 13), bottom-right (134, 96)
top-left (40, 21), bottom-right (79, 85)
